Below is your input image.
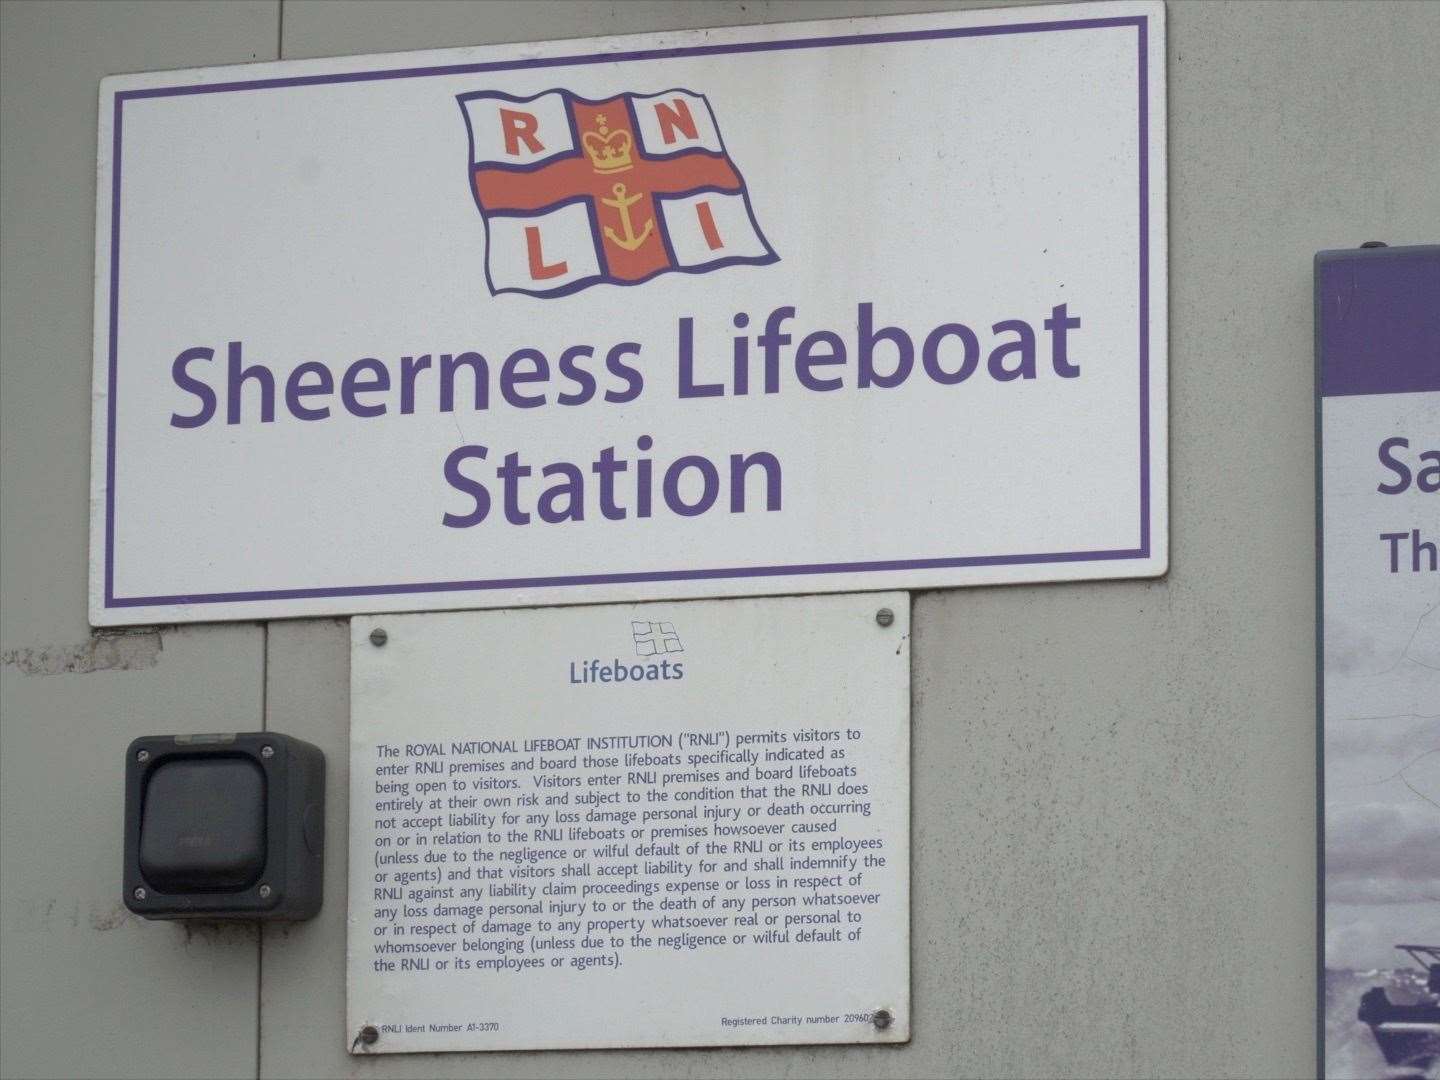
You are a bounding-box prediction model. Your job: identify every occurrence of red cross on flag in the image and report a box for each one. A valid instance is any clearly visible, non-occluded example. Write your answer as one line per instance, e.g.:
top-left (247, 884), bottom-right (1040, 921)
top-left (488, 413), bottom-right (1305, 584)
top-left (458, 89), bottom-right (778, 297)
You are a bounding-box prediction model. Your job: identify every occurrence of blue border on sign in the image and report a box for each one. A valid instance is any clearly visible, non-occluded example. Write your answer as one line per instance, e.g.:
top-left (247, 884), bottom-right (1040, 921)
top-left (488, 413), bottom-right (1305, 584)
top-left (103, 13), bottom-right (1155, 609)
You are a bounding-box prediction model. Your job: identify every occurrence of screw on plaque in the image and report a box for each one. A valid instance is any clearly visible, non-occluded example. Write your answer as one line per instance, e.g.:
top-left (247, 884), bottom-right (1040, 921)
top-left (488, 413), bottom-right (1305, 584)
top-left (872, 1008), bottom-right (893, 1030)
top-left (875, 607), bottom-right (895, 628)
top-left (358, 1025), bottom-right (380, 1046)
top-left (369, 628), bottom-right (388, 647)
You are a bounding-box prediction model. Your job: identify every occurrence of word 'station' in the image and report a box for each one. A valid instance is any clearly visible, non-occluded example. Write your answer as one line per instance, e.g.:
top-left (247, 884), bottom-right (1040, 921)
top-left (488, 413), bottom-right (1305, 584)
top-left (365, 727), bottom-right (885, 975)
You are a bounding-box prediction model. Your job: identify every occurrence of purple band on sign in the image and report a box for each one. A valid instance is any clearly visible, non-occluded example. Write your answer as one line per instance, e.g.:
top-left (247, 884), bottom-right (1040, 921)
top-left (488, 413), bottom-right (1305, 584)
top-left (1316, 246), bottom-right (1440, 398)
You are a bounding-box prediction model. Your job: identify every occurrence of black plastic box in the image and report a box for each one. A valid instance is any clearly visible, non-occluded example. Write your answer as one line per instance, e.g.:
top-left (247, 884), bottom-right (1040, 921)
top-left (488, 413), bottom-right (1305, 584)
top-left (123, 732), bottom-right (324, 921)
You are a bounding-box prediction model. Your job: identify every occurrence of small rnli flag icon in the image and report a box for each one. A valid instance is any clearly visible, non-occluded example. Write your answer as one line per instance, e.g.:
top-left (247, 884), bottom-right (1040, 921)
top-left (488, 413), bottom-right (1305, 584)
top-left (458, 89), bottom-right (778, 297)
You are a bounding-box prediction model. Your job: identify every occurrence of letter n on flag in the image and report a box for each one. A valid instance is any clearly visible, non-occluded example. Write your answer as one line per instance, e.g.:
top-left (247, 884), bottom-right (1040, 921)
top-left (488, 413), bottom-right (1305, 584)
top-left (457, 89), bottom-right (778, 297)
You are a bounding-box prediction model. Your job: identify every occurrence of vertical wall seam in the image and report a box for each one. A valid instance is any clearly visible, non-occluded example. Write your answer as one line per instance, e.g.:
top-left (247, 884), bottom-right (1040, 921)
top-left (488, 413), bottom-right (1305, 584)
top-left (258, 17), bottom-right (280, 1074)
top-left (261, 623), bottom-right (270, 730)
top-left (255, 923), bottom-right (264, 1080)
top-left (258, 620), bottom-right (269, 1080)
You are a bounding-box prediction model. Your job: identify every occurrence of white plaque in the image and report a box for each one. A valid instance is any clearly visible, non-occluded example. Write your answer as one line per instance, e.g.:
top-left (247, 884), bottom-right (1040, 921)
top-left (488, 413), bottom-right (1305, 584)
top-left (347, 593), bottom-right (910, 1052)
top-left (91, 1), bottom-right (1168, 625)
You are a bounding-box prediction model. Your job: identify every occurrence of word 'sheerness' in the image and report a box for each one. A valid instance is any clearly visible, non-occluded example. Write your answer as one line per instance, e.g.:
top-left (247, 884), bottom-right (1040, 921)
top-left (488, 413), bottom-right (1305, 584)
top-left (167, 303), bottom-right (1084, 528)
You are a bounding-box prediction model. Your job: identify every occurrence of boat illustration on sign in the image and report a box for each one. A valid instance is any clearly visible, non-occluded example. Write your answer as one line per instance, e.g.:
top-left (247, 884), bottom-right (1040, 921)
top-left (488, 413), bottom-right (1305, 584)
top-left (1358, 945), bottom-right (1440, 1077)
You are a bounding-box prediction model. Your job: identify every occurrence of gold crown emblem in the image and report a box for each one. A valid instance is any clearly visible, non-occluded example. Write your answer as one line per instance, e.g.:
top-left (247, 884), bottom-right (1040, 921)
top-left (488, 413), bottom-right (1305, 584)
top-left (582, 114), bottom-right (633, 174)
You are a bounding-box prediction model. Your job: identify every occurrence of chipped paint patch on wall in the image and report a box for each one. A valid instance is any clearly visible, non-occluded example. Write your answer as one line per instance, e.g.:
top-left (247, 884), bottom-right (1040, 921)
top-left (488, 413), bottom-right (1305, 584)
top-left (1, 631), bottom-right (162, 675)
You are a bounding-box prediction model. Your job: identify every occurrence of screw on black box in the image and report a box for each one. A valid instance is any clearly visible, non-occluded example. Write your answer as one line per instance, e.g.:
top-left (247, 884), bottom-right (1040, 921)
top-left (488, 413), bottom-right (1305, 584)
top-left (872, 1008), bottom-right (894, 1030)
top-left (875, 607), bottom-right (895, 628)
top-left (136, 749), bottom-right (150, 762)
top-left (369, 627), bottom-right (388, 647)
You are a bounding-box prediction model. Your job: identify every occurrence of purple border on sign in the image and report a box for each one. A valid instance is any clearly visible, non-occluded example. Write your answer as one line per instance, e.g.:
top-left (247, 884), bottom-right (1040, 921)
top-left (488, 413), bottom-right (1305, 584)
top-left (104, 14), bottom-right (1155, 609)
top-left (1316, 247), bottom-right (1440, 398)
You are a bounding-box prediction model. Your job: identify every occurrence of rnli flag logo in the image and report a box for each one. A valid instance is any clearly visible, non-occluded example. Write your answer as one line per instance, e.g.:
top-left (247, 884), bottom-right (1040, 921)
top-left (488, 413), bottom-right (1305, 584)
top-left (458, 89), bottom-right (778, 298)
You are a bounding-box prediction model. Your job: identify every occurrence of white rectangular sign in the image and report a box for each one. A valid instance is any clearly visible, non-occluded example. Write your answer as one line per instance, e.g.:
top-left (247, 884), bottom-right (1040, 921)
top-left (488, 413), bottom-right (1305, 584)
top-left (1316, 246), bottom-right (1440, 1078)
top-left (90, 2), bottom-right (1167, 625)
top-left (347, 593), bottom-right (910, 1053)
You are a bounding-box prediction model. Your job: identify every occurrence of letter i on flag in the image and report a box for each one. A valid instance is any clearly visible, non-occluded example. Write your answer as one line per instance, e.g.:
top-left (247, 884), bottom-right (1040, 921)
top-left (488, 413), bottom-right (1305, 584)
top-left (458, 89), bottom-right (778, 297)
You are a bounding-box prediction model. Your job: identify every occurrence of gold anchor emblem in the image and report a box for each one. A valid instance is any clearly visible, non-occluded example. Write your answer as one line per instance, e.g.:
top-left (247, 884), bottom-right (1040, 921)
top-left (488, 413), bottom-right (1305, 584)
top-left (600, 182), bottom-right (653, 251)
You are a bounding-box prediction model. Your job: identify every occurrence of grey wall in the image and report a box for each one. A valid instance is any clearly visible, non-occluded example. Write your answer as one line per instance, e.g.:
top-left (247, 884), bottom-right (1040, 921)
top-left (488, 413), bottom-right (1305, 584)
top-left (2, 1), bottom-right (1436, 1077)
